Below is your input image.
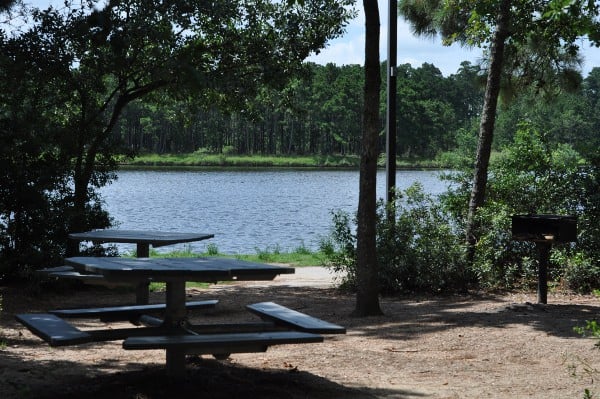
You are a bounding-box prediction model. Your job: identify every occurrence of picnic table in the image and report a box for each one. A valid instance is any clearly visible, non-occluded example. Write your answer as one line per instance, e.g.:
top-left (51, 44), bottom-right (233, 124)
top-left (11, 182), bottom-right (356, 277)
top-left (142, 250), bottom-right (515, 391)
top-left (68, 229), bottom-right (214, 304)
top-left (17, 256), bottom-right (345, 378)
top-left (69, 230), bottom-right (215, 257)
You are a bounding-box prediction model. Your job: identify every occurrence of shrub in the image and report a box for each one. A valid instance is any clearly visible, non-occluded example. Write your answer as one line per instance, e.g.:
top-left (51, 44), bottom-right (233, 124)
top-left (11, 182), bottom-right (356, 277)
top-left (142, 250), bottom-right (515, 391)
top-left (206, 243), bottom-right (219, 256)
top-left (324, 122), bottom-right (600, 294)
top-left (322, 184), bottom-right (468, 294)
top-left (560, 251), bottom-right (600, 293)
top-left (319, 210), bottom-right (357, 290)
top-left (443, 122), bottom-right (599, 292)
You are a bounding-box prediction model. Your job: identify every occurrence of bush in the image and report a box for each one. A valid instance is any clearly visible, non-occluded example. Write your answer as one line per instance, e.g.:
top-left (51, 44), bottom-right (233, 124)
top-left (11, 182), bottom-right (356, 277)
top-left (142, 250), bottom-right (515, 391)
top-left (560, 251), bottom-right (600, 293)
top-left (443, 122), bottom-right (600, 292)
top-left (319, 211), bottom-right (356, 290)
top-left (322, 184), bottom-right (468, 295)
top-left (324, 122), bottom-right (600, 295)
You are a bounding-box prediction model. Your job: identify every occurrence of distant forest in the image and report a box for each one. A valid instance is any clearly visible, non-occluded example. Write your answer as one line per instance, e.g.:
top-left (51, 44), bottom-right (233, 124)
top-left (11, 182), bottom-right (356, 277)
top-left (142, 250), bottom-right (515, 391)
top-left (115, 61), bottom-right (600, 160)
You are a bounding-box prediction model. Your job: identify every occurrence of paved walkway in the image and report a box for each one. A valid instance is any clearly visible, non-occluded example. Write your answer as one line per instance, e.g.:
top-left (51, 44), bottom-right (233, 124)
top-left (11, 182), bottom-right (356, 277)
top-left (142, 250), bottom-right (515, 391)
top-left (238, 266), bottom-right (338, 288)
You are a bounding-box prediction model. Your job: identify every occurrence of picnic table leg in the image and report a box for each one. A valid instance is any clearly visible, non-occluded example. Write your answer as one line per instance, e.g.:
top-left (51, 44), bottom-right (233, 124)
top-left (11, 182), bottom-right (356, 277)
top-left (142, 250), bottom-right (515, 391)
top-left (135, 243), bottom-right (151, 305)
top-left (135, 283), bottom-right (150, 305)
top-left (164, 280), bottom-right (187, 378)
top-left (166, 347), bottom-right (186, 378)
top-left (136, 243), bottom-right (150, 258)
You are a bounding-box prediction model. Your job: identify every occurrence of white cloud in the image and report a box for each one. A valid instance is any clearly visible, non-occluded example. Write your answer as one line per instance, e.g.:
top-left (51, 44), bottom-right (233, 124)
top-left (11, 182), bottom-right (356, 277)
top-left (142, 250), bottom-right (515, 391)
top-left (308, 33), bottom-right (366, 66)
top-left (309, 1), bottom-right (600, 77)
top-left (309, 1), bottom-right (479, 76)
top-left (24, 0), bottom-right (600, 76)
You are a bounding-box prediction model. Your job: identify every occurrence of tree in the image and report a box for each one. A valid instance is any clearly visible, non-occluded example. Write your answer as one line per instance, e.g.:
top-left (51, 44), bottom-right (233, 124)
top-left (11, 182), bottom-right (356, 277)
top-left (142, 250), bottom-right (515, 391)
top-left (581, 68), bottom-right (600, 156)
top-left (395, 62), bottom-right (461, 157)
top-left (463, 0), bottom-right (511, 264)
top-left (1, 27), bottom-right (94, 276)
top-left (447, 61), bottom-right (485, 126)
top-left (0, 0), bottom-right (16, 12)
top-left (0, 0), bottom-right (354, 274)
top-left (399, 0), bottom-right (600, 270)
top-left (354, 0), bottom-right (383, 316)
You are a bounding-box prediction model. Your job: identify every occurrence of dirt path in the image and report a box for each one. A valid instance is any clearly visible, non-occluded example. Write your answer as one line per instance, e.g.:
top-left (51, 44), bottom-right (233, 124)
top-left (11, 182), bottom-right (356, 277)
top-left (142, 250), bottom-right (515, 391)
top-left (1, 269), bottom-right (600, 398)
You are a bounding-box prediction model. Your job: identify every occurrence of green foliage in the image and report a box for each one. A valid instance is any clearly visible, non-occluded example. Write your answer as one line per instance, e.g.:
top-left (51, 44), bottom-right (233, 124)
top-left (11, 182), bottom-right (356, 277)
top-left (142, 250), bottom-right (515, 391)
top-left (0, 0), bottom-right (354, 280)
top-left (400, 0), bottom-right (593, 89)
top-left (237, 247), bottom-right (326, 267)
top-left (319, 211), bottom-right (356, 289)
top-left (574, 320), bottom-right (600, 346)
top-left (322, 184), bottom-right (467, 294)
top-left (126, 153), bottom-right (363, 168)
top-left (255, 245), bottom-right (282, 262)
top-left (149, 245), bottom-right (195, 258)
top-left (293, 242), bottom-right (311, 255)
top-left (583, 389), bottom-right (595, 399)
top-left (560, 251), bottom-right (600, 293)
top-left (0, 18), bottom-right (114, 279)
top-left (145, 243), bottom-right (325, 267)
top-left (114, 60), bottom-right (485, 159)
top-left (100, 63), bottom-right (600, 168)
top-left (443, 122), bottom-right (600, 291)
top-left (322, 121), bottom-right (600, 295)
top-left (149, 281), bottom-right (210, 292)
top-left (394, 62), bottom-right (472, 157)
top-left (206, 243), bottom-right (219, 256)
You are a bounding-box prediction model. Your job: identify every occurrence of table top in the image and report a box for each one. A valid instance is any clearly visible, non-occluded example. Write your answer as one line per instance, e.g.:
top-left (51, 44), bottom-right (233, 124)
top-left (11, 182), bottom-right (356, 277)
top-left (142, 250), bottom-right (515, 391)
top-left (65, 256), bottom-right (295, 283)
top-left (68, 230), bottom-right (214, 247)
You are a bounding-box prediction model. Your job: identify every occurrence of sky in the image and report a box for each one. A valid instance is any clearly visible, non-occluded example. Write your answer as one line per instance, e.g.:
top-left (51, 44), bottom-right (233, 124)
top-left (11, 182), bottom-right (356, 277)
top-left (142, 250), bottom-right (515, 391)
top-left (307, 2), bottom-right (600, 77)
top-left (25, 0), bottom-right (600, 77)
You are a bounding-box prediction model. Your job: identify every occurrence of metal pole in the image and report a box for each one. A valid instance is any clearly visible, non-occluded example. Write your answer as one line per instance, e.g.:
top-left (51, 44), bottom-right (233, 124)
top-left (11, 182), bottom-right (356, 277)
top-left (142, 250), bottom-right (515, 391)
top-left (386, 0), bottom-right (398, 205)
top-left (536, 241), bottom-right (551, 304)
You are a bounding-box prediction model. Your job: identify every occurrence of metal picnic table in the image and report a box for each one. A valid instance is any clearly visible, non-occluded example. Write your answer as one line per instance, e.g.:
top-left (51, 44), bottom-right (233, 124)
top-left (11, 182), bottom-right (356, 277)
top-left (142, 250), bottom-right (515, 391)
top-left (68, 230), bottom-right (214, 304)
top-left (17, 256), bottom-right (345, 378)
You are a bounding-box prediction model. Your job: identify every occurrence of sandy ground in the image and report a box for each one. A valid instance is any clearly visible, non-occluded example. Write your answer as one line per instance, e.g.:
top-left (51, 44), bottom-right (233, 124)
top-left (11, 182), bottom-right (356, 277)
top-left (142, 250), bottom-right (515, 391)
top-left (1, 267), bottom-right (600, 398)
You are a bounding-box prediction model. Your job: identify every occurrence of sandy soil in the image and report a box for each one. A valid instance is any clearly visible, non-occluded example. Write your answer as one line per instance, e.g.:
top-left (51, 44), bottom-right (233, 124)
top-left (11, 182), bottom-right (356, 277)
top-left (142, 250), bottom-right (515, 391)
top-left (1, 268), bottom-right (600, 399)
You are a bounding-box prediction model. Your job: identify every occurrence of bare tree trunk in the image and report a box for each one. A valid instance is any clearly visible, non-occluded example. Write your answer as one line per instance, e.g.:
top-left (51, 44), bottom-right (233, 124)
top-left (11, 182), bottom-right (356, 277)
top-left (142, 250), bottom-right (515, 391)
top-left (354, 0), bottom-right (383, 317)
top-left (465, 0), bottom-right (511, 266)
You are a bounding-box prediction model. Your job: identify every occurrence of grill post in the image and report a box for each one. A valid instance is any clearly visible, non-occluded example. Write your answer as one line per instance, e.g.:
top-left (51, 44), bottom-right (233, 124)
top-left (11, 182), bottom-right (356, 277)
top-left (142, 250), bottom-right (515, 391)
top-left (511, 214), bottom-right (577, 304)
top-left (536, 241), bottom-right (551, 304)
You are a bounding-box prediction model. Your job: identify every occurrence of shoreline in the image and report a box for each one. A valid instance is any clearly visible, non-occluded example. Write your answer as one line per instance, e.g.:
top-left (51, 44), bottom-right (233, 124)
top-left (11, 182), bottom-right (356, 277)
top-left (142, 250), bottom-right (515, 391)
top-left (119, 153), bottom-right (451, 170)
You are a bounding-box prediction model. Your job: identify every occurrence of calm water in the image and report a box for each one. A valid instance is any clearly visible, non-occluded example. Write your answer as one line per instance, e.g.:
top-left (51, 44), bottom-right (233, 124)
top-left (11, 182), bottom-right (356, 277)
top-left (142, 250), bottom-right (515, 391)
top-left (99, 169), bottom-right (451, 254)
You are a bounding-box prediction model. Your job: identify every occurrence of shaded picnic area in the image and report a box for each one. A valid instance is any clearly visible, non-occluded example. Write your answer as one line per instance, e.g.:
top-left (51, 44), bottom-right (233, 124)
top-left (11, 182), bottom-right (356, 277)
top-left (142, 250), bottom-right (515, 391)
top-left (2, 269), bottom-right (600, 399)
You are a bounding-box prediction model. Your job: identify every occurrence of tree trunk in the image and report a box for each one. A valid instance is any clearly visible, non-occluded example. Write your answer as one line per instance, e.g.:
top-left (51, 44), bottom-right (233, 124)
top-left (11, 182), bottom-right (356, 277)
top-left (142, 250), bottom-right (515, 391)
top-left (354, 0), bottom-right (383, 317)
top-left (66, 92), bottom-right (134, 255)
top-left (465, 0), bottom-right (511, 264)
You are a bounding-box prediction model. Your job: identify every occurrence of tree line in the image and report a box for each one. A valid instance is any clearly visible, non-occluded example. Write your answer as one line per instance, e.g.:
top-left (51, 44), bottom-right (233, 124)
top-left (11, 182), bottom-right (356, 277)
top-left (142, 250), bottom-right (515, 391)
top-left (115, 60), bottom-right (600, 161)
top-left (2, 0), bottom-right (600, 319)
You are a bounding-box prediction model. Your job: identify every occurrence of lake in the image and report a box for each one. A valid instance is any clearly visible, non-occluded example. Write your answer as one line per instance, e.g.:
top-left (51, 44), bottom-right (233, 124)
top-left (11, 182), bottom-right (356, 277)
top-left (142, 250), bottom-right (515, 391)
top-left (99, 169), bottom-right (452, 254)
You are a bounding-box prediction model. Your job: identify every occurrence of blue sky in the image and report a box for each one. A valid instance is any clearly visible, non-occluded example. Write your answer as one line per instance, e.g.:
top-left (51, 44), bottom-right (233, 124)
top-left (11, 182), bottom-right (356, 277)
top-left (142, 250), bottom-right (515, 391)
top-left (307, 2), bottom-right (600, 77)
top-left (26, 0), bottom-right (600, 77)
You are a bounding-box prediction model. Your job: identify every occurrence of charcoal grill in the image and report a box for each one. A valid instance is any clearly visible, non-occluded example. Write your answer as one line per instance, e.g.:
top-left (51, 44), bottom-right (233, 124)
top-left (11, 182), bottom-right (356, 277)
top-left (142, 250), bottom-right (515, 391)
top-left (511, 214), bottom-right (577, 304)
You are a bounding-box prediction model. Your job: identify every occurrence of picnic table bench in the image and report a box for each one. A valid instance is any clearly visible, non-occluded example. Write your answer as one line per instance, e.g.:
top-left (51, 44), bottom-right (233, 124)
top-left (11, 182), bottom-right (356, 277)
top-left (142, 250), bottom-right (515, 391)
top-left (49, 300), bottom-right (218, 322)
top-left (122, 331), bottom-right (324, 360)
top-left (15, 314), bottom-right (93, 346)
top-left (17, 301), bottom-right (344, 360)
top-left (16, 255), bottom-right (346, 378)
top-left (247, 302), bottom-right (346, 334)
top-left (37, 266), bottom-right (132, 287)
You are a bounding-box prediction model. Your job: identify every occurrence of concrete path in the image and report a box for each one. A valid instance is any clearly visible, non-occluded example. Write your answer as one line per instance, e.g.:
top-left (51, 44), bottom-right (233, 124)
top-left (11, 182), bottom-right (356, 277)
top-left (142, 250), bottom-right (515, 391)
top-left (240, 266), bottom-right (338, 288)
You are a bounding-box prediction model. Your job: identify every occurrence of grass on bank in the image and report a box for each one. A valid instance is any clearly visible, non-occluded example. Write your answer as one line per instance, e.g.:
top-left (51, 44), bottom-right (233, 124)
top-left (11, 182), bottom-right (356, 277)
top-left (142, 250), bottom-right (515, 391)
top-left (140, 243), bottom-right (326, 292)
top-left (121, 152), bottom-right (451, 169)
top-left (124, 153), bottom-right (361, 168)
top-left (142, 242), bottom-right (325, 267)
